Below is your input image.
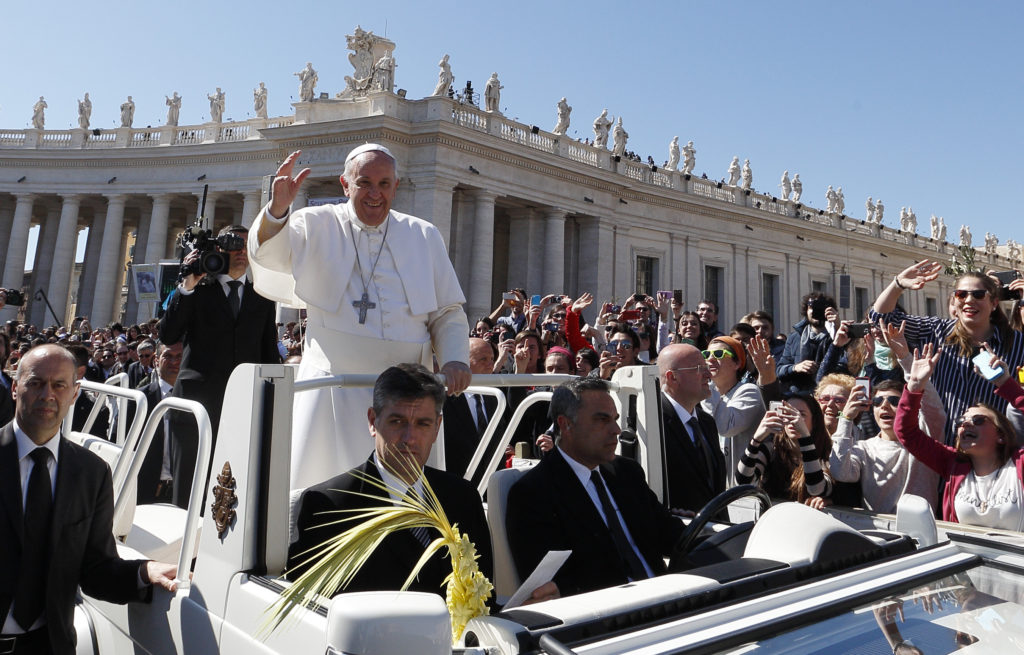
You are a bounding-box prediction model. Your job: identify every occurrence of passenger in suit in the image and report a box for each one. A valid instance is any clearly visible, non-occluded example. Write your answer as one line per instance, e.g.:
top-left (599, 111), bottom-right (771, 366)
top-left (506, 377), bottom-right (684, 597)
top-left (113, 342), bottom-right (183, 504)
top-left (64, 345), bottom-right (111, 440)
top-left (0, 345), bottom-right (176, 655)
top-left (443, 338), bottom-right (499, 478)
top-left (288, 363), bottom-right (494, 595)
top-left (125, 340), bottom-right (156, 389)
top-left (159, 224), bottom-right (281, 508)
top-left (657, 344), bottom-right (727, 512)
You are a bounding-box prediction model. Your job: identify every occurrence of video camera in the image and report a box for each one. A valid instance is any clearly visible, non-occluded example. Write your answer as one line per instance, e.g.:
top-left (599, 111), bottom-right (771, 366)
top-left (174, 184), bottom-right (245, 279)
top-left (175, 221), bottom-right (245, 277)
top-left (0, 288), bottom-right (25, 306)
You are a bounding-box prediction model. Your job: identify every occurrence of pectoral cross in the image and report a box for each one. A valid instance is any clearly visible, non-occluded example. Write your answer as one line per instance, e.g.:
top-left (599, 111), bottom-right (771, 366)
top-left (352, 291), bottom-right (376, 324)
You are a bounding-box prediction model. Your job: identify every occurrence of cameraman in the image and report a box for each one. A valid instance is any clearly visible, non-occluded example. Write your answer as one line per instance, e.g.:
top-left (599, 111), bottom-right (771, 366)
top-left (159, 224), bottom-right (280, 508)
top-left (776, 291), bottom-right (837, 392)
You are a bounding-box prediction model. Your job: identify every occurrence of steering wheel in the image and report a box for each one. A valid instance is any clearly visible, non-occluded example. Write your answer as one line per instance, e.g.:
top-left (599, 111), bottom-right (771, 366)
top-left (671, 484), bottom-right (772, 557)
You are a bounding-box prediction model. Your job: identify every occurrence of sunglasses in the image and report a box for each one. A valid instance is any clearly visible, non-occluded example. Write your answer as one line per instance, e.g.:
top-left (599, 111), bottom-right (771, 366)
top-left (816, 394), bottom-right (847, 405)
top-left (871, 394), bottom-right (901, 407)
top-left (955, 414), bottom-right (995, 429)
top-left (702, 349), bottom-right (734, 360)
top-left (953, 289), bottom-right (989, 300)
top-left (611, 341), bottom-right (634, 350)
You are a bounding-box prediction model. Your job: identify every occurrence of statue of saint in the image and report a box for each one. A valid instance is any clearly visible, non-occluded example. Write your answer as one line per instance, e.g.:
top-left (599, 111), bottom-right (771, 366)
top-left (825, 185), bottom-right (837, 213)
top-left (295, 62), bottom-right (318, 102)
top-left (254, 82), bottom-right (268, 118)
top-left (727, 156), bottom-right (741, 186)
top-left (1008, 239), bottom-right (1021, 263)
top-left (31, 96), bottom-right (47, 130)
top-left (611, 117), bottom-right (628, 157)
top-left (906, 208), bottom-right (917, 233)
top-left (208, 87), bottom-right (225, 123)
top-left (835, 186), bottom-right (845, 214)
top-left (780, 170), bottom-right (791, 200)
top-left (938, 217), bottom-right (947, 243)
top-left (593, 109), bottom-right (612, 149)
top-left (666, 137), bottom-right (680, 171)
top-left (899, 207), bottom-right (908, 231)
top-left (682, 140), bottom-right (696, 175)
top-left (791, 173), bottom-right (802, 201)
top-left (432, 54), bottom-right (454, 97)
top-left (372, 51), bottom-right (396, 92)
top-left (77, 93), bottom-right (92, 130)
top-left (930, 215), bottom-right (939, 240)
top-left (166, 92), bottom-right (182, 126)
top-left (553, 97), bottom-right (571, 135)
top-left (875, 199), bottom-right (884, 223)
top-left (741, 159), bottom-right (753, 190)
top-left (985, 232), bottom-right (998, 255)
top-left (865, 197), bottom-right (875, 223)
top-left (484, 73), bottom-right (502, 112)
top-left (119, 96), bottom-right (135, 128)
top-left (959, 225), bottom-right (972, 248)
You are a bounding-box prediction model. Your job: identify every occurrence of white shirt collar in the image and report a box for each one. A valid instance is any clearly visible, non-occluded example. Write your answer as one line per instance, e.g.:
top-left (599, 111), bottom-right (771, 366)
top-left (13, 419), bottom-right (60, 467)
top-left (558, 446), bottom-right (599, 489)
top-left (663, 391), bottom-right (694, 425)
top-left (372, 451), bottom-right (424, 502)
top-left (158, 378), bottom-right (173, 396)
top-left (216, 271), bottom-right (249, 285)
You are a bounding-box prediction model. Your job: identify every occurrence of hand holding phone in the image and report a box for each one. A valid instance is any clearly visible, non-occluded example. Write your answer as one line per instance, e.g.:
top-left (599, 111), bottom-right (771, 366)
top-left (973, 350), bottom-right (1006, 382)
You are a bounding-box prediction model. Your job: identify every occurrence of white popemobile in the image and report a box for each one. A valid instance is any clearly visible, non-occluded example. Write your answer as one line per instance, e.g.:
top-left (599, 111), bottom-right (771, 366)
top-left (70, 365), bottom-right (1024, 654)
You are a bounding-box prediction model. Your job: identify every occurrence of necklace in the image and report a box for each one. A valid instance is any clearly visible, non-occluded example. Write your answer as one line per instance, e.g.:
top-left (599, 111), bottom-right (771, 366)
top-left (975, 466), bottom-right (1000, 513)
top-left (351, 217), bottom-right (390, 324)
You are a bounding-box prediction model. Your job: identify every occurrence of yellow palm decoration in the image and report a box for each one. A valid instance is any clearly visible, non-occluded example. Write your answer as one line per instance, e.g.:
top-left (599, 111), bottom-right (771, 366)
top-left (263, 454), bottom-right (493, 643)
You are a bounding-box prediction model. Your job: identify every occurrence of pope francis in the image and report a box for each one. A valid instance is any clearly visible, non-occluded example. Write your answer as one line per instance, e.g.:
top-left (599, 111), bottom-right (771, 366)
top-left (249, 145), bottom-right (471, 490)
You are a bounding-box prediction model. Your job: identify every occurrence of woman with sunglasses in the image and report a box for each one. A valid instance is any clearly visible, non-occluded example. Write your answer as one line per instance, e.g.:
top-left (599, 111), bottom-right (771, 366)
top-left (871, 260), bottom-right (1024, 445)
top-left (828, 379), bottom-right (941, 513)
top-left (701, 336), bottom-right (766, 488)
top-left (896, 344), bottom-right (1024, 529)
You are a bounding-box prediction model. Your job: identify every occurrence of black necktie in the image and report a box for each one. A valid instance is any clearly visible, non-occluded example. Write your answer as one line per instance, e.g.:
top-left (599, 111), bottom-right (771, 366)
top-left (405, 487), bottom-right (432, 547)
top-left (227, 280), bottom-right (242, 318)
top-left (14, 448), bottom-right (53, 630)
top-left (687, 416), bottom-right (715, 480)
top-left (473, 394), bottom-right (488, 435)
top-left (589, 470), bottom-right (649, 581)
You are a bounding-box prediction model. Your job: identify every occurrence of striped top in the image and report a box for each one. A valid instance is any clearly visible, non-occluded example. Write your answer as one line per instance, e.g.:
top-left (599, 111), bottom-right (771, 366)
top-left (870, 306), bottom-right (1024, 446)
top-left (737, 434), bottom-right (832, 501)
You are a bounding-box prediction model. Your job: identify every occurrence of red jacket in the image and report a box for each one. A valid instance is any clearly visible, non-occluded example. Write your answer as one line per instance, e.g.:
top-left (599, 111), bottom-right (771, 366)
top-left (895, 381), bottom-right (1024, 523)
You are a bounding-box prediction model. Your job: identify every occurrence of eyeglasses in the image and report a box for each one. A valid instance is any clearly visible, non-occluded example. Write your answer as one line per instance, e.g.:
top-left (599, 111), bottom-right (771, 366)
top-left (668, 365), bottom-right (711, 375)
top-left (955, 414), bottom-right (995, 429)
top-left (116, 351), bottom-right (129, 356)
top-left (816, 394), bottom-right (848, 405)
top-left (611, 341), bottom-right (634, 350)
top-left (871, 394), bottom-right (901, 407)
top-left (953, 289), bottom-right (989, 301)
top-left (702, 349), bottom-right (735, 360)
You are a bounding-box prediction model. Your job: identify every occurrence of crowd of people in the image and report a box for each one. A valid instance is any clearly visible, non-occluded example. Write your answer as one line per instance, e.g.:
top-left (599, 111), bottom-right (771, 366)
top-left (4, 140), bottom-right (1024, 650)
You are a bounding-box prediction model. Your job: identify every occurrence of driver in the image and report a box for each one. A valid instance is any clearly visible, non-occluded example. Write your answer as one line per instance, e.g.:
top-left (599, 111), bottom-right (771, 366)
top-left (505, 377), bottom-right (684, 597)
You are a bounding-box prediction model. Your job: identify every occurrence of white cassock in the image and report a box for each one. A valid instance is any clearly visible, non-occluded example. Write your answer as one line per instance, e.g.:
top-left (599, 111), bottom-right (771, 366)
top-left (248, 200), bottom-right (469, 490)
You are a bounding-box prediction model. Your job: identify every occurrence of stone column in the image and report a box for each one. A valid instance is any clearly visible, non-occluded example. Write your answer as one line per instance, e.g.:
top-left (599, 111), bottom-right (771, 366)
top-left (89, 195), bottom-right (127, 326)
top-left (578, 216), bottom-right (616, 304)
top-left (685, 236), bottom-right (701, 309)
top-left (0, 201), bottom-right (14, 278)
top-left (240, 190), bottom-right (262, 228)
top-left (410, 176), bottom-right (457, 248)
top-left (505, 208), bottom-right (534, 290)
top-left (77, 215), bottom-right (104, 324)
top-left (43, 195), bottom-right (82, 325)
top-left (29, 205), bottom-right (61, 326)
top-left (543, 208), bottom-right (567, 294)
top-left (144, 194), bottom-right (173, 263)
top-left (467, 190), bottom-right (497, 320)
top-left (2, 194), bottom-right (35, 290)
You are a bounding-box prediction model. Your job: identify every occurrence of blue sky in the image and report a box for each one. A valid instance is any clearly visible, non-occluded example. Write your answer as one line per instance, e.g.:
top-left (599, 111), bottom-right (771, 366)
top-left (4, 1), bottom-right (1021, 263)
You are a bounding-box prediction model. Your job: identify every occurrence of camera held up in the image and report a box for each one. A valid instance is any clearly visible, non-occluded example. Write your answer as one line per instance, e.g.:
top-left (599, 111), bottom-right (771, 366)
top-left (174, 184), bottom-right (245, 280)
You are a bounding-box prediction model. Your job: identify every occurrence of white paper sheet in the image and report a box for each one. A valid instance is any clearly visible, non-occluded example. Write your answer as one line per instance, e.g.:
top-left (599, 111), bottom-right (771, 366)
top-left (503, 550), bottom-right (571, 609)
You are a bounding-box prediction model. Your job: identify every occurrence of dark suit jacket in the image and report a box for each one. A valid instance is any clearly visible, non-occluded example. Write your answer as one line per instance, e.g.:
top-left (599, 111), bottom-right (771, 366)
top-left (71, 392), bottom-right (110, 441)
top-left (287, 457), bottom-right (493, 597)
top-left (112, 379), bottom-right (167, 505)
top-left (159, 279), bottom-right (279, 507)
top-left (442, 392), bottom-right (498, 478)
top-left (660, 396), bottom-right (726, 512)
top-left (506, 450), bottom-right (683, 597)
top-left (159, 278), bottom-right (279, 429)
top-left (0, 423), bottom-right (146, 655)
top-left (125, 361), bottom-right (152, 390)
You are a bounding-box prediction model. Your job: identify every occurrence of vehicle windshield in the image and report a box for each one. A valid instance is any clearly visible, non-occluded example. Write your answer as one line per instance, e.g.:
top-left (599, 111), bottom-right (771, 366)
top-left (719, 564), bottom-right (1024, 654)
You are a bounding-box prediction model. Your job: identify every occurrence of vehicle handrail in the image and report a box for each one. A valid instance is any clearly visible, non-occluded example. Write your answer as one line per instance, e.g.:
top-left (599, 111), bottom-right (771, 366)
top-left (293, 372), bottom-right (607, 392)
top-left (461, 385), bottom-right (507, 485)
top-left (78, 379), bottom-right (148, 500)
top-left (112, 397), bottom-right (212, 588)
top-left (475, 391), bottom-right (553, 498)
top-left (104, 372), bottom-right (131, 445)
